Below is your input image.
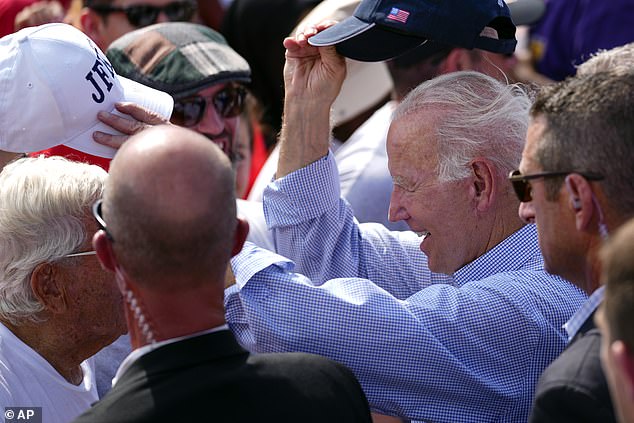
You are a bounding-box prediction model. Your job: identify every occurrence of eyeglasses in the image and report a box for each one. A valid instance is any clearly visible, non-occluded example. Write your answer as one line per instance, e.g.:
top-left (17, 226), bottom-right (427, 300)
top-left (93, 199), bottom-right (114, 242)
top-left (90, 1), bottom-right (196, 28)
top-left (171, 85), bottom-right (246, 128)
top-left (508, 170), bottom-right (604, 202)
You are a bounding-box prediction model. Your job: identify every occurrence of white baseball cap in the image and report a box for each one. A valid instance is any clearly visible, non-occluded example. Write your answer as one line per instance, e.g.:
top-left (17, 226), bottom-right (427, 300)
top-left (0, 23), bottom-right (173, 158)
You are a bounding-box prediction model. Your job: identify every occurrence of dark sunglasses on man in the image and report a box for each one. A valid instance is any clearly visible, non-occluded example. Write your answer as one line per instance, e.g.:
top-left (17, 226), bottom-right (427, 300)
top-left (89, 1), bottom-right (196, 28)
top-left (508, 170), bottom-right (604, 203)
top-left (171, 84), bottom-right (247, 128)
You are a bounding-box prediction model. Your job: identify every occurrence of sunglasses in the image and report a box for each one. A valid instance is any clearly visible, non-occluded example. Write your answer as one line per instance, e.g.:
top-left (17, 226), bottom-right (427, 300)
top-left (93, 199), bottom-right (114, 242)
top-left (508, 170), bottom-right (604, 202)
top-left (171, 85), bottom-right (246, 128)
top-left (90, 1), bottom-right (196, 27)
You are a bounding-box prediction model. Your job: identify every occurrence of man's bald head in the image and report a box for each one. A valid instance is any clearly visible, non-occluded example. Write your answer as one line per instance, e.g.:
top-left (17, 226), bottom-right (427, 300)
top-left (105, 125), bottom-right (237, 289)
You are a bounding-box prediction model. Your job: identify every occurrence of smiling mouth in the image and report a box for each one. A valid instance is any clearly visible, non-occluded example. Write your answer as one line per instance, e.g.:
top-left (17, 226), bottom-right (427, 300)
top-left (415, 231), bottom-right (430, 239)
top-left (203, 134), bottom-right (232, 157)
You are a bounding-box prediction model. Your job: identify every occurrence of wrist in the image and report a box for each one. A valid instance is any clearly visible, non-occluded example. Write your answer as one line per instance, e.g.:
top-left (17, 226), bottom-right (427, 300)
top-left (277, 102), bottom-right (331, 178)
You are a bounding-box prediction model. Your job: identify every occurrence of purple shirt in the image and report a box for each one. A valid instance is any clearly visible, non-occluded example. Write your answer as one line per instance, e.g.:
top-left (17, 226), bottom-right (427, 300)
top-left (530, 0), bottom-right (634, 80)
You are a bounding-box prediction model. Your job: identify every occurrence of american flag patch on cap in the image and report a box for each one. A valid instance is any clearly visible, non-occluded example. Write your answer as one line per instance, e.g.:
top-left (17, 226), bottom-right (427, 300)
top-left (387, 7), bottom-right (410, 23)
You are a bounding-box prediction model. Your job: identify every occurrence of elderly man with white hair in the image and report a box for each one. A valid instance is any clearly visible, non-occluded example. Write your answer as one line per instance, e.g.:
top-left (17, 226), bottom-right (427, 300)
top-left (0, 156), bottom-right (126, 423)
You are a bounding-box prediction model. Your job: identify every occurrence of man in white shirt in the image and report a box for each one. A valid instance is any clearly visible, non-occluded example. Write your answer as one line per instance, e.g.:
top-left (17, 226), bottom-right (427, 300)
top-left (0, 156), bottom-right (127, 423)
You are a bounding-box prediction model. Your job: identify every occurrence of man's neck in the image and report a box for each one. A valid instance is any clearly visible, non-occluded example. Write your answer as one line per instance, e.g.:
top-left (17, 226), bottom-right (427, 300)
top-left (1, 319), bottom-right (84, 385)
top-left (582, 245), bottom-right (603, 295)
top-left (481, 202), bottom-right (526, 256)
top-left (127, 285), bottom-right (226, 350)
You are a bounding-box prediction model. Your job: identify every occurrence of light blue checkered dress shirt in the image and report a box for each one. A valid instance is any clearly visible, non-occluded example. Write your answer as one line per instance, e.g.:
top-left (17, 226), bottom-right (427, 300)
top-left (225, 153), bottom-right (587, 422)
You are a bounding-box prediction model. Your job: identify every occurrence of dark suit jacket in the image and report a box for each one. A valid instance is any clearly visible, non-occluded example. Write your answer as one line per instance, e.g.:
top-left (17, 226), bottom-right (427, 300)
top-left (74, 330), bottom-right (372, 422)
top-left (529, 313), bottom-right (616, 422)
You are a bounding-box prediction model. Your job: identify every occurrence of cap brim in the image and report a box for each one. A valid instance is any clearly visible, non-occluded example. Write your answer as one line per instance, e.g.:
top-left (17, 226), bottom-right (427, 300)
top-left (308, 16), bottom-right (426, 62)
top-left (63, 76), bottom-right (174, 158)
top-left (507, 0), bottom-right (545, 26)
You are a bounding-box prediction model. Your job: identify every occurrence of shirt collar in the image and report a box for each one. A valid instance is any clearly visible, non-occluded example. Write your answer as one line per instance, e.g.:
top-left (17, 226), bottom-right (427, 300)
top-left (453, 224), bottom-right (542, 286)
top-left (563, 285), bottom-right (604, 341)
top-left (112, 324), bottom-right (229, 387)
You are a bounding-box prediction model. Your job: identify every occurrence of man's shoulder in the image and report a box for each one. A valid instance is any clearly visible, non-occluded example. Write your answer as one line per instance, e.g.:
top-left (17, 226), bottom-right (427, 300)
top-left (530, 328), bottom-right (615, 422)
top-left (247, 351), bottom-right (360, 383)
top-left (246, 352), bottom-right (371, 420)
top-left (537, 328), bottom-right (604, 386)
top-left (74, 351), bottom-right (371, 423)
top-left (467, 267), bottom-right (581, 298)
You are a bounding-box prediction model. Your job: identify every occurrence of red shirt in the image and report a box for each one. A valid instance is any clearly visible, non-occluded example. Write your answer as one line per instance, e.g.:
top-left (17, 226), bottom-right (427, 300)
top-left (30, 144), bottom-right (111, 171)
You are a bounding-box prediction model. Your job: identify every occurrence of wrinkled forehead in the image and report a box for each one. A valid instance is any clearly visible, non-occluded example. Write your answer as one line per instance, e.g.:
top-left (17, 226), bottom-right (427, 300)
top-left (387, 111), bottom-right (441, 176)
top-left (388, 108), bottom-right (441, 154)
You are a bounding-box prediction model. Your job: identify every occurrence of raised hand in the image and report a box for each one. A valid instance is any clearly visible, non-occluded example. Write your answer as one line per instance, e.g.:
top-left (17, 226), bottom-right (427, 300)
top-left (283, 22), bottom-right (346, 106)
top-left (277, 22), bottom-right (347, 178)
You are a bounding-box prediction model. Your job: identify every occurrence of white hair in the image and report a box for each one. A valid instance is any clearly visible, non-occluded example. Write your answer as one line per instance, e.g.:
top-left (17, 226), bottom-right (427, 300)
top-left (577, 42), bottom-right (634, 76)
top-left (0, 156), bottom-right (107, 325)
top-left (393, 71), bottom-right (532, 182)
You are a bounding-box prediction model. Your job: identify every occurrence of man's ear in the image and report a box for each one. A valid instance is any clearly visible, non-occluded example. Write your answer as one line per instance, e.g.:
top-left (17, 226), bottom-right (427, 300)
top-left (469, 159), bottom-right (495, 212)
top-left (231, 218), bottom-right (249, 257)
top-left (30, 262), bottom-right (66, 314)
top-left (93, 230), bottom-right (117, 272)
top-left (440, 48), bottom-right (471, 73)
top-left (79, 8), bottom-right (106, 49)
top-left (564, 174), bottom-right (596, 232)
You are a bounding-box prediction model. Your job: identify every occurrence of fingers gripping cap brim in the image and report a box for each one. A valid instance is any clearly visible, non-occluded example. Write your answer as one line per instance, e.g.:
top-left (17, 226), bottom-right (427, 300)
top-left (308, 16), bottom-right (426, 62)
top-left (63, 76), bottom-right (174, 158)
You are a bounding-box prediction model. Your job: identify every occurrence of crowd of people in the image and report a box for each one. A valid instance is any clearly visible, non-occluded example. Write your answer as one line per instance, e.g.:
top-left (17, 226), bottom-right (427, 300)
top-left (0, 0), bottom-right (633, 422)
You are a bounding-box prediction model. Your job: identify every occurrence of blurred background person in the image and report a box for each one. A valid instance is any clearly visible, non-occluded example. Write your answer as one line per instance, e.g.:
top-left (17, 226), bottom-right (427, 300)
top-left (13, 0), bottom-right (64, 31)
top-left (519, 0), bottom-right (634, 83)
top-left (597, 217), bottom-right (634, 423)
top-left (194, 0), bottom-right (223, 31)
top-left (0, 0), bottom-right (69, 36)
top-left (221, 0), bottom-right (320, 151)
top-left (79, 0), bottom-right (198, 50)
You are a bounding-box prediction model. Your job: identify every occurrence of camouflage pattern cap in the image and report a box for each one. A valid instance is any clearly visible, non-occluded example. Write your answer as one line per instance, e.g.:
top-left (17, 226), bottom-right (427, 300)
top-left (106, 22), bottom-right (251, 98)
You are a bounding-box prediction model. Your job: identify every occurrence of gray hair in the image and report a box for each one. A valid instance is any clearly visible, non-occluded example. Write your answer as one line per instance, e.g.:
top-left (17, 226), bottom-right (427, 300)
top-left (577, 42), bottom-right (634, 76)
top-left (531, 71), bottom-right (634, 215)
top-left (393, 71), bottom-right (532, 182)
top-left (0, 156), bottom-right (107, 325)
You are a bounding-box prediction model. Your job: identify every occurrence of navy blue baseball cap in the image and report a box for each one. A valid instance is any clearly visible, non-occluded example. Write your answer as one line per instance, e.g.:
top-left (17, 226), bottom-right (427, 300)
top-left (308, 0), bottom-right (518, 62)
